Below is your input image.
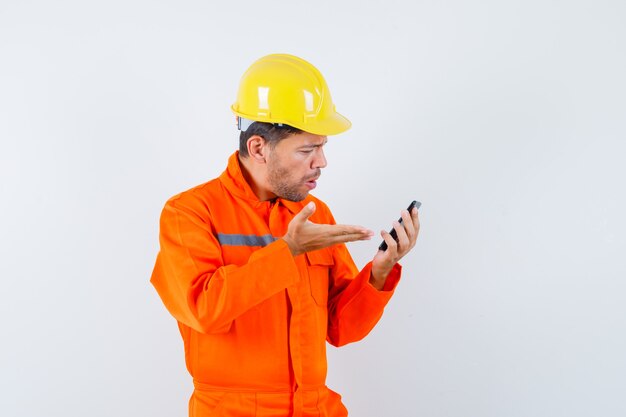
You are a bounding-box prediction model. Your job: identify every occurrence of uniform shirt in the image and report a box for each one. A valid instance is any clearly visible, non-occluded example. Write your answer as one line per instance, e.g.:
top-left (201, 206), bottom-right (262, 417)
top-left (151, 151), bottom-right (401, 416)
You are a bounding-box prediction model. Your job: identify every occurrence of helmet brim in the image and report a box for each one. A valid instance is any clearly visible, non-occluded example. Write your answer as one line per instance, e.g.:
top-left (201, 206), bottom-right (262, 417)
top-left (232, 106), bottom-right (352, 136)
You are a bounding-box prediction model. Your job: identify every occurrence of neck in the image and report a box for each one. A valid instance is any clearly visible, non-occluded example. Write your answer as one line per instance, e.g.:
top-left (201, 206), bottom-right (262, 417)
top-left (238, 154), bottom-right (276, 201)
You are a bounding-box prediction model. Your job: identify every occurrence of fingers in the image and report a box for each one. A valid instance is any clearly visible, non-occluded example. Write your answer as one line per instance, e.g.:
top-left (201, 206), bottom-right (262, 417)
top-left (379, 228), bottom-right (398, 253)
top-left (329, 224), bottom-right (374, 243)
top-left (411, 206), bottom-right (420, 238)
top-left (400, 209), bottom-right (417, 247)
top-left (394, 218), bottom-right (411, 250)
top-left (382, 208), bottom-right (418, 256)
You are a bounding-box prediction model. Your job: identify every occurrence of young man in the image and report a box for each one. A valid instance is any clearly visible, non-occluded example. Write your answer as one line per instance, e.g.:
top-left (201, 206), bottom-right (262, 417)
top-left (151, 54), bottom-right (420, 417)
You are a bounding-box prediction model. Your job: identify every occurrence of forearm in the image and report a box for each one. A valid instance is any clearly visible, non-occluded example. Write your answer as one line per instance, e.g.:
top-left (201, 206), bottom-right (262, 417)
top-left (327, 262), bottom-right (402, 346)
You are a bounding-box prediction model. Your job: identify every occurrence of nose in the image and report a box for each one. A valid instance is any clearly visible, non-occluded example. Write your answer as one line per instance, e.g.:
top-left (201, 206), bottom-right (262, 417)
top-left (313, 147), bottom-right (327, 169)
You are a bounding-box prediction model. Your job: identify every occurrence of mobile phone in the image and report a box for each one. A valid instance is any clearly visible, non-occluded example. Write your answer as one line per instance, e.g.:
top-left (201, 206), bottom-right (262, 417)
top-left (378, 200), bottom-right (421, 251)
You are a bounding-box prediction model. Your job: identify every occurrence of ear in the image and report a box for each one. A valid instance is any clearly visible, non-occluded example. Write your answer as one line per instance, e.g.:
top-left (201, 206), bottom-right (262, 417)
top-left (246, 135), bottom-right (269, 164)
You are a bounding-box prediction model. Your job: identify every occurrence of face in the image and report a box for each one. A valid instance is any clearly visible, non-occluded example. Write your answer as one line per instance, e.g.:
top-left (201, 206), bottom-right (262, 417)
top-left (265, 132), bottom-right (328, 202)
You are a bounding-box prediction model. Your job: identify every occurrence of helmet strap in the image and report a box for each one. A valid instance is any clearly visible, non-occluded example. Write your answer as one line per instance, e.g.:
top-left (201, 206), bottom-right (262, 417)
top-left (237, 117), bottom-right (255, 132)
top-left (237, 117), bottom-right (284, 132)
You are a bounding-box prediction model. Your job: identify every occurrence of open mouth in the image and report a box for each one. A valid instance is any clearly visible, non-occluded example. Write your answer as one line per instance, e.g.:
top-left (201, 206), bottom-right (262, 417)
top-left (304, 176), bottom-right (319, 190)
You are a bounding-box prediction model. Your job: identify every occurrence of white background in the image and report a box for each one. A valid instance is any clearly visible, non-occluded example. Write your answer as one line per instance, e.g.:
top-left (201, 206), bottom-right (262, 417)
top-left (1, 1), bottom-right (625, 416)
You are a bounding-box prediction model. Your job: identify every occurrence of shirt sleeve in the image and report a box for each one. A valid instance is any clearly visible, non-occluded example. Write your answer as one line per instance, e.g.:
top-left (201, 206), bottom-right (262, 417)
top-left (309, 202), bottom-right (402, 347)
top-left (325, 242), bottom-right (402, 347)
top-left (150, 200), bottom-right (300, 334)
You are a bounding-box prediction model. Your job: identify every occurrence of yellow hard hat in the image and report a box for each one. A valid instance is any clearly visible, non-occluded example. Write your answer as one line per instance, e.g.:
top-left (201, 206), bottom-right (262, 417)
top-left (231, 54), bottom-right (351, 136)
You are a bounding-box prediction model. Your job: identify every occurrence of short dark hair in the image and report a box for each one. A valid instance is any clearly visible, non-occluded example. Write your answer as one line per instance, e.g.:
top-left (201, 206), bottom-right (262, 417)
top-left (239, 122), bottom-right (302, 157)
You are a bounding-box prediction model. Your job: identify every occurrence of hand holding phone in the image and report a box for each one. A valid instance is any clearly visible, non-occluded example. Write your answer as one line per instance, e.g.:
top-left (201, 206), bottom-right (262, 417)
top-left (378, 200), bottom-right (421, 251)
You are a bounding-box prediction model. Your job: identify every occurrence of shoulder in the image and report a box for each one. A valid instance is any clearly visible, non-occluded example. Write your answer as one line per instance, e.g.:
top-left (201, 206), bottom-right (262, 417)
top-left (162, 178), bottom-right (225, 223)
top-left (168, 176), bottom-right (226, 206)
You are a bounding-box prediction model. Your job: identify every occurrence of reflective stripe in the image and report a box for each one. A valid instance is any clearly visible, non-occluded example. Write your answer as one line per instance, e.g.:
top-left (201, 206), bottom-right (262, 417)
top-left (217, 233), bottom-right (276, 247)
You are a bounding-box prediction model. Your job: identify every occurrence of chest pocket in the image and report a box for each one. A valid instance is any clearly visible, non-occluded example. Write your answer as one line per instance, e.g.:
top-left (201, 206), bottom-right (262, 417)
top-left (305, 248), bottom-right (334, 307)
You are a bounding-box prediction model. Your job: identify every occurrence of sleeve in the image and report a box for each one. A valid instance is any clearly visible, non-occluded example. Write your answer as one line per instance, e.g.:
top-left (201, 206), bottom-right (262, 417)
top-left (325, 243), bottom-right (402, 347)
top-left (310, 202), bottom-right (402, 347)
top-left (150, 200), bottom-right (300, 334)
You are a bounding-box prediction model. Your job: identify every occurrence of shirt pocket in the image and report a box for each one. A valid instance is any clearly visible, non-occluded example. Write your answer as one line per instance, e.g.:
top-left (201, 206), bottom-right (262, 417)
top-left (190, 390), bottom-right (228, 417)
top-left (305, 248), bottom-right (334, 307)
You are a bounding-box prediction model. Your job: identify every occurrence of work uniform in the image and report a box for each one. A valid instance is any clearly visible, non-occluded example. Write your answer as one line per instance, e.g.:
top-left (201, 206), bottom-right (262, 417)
top-left (151, 152), bottom-right (402, 417)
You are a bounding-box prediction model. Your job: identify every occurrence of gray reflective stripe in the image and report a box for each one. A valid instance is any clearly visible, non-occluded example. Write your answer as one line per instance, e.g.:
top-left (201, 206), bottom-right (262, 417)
top-left (217, 233), bottom-right (277, 247)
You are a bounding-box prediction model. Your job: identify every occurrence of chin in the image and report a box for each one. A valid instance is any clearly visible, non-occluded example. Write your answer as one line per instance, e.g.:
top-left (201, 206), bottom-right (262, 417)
top-left (289, 195), bottom-right (308, 203)
top-left (281, 191), bottom-right (308, 202)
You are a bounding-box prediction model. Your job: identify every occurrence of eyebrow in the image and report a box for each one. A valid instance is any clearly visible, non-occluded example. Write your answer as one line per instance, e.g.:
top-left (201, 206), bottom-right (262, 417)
top-left (299, 139), bottom-right (328, 149)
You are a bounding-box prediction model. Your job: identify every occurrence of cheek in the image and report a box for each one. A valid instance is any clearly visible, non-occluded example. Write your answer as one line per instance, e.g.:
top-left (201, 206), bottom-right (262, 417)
top-left (286, 154), bottom-right (312, 172)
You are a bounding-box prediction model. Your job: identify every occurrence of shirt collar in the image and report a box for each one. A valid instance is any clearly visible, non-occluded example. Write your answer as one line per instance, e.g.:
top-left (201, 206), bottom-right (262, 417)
top-left (219, 151), bottom-right (312, 214)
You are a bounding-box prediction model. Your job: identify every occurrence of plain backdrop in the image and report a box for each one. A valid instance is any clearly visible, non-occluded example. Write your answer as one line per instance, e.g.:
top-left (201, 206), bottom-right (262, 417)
top-left (1, 1), bottom-right (625, 416)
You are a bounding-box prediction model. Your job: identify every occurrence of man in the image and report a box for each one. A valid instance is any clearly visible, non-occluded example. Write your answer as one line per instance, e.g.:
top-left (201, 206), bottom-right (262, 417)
top-left (151, 54), bottom-right (420, 417)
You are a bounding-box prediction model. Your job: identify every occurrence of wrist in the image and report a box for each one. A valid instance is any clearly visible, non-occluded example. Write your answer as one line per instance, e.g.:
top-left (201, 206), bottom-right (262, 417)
top-left (282, 236), bottom-right (300, 256)
top-left (369, 270), bottom-right (388, 290)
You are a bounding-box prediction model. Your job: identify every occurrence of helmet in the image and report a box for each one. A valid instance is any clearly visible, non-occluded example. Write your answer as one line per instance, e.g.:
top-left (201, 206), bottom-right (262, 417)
top-left (231, 54), bottom-right (351, 136)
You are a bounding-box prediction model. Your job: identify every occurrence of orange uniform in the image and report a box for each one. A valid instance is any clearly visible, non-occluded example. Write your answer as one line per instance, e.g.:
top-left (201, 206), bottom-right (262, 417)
top-left (151, 152), bottom-right (401, 416)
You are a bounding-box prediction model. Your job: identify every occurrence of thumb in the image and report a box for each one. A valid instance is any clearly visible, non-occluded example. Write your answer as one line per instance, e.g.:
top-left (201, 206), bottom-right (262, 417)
top-left (295, 201), bottom-right (316, 223)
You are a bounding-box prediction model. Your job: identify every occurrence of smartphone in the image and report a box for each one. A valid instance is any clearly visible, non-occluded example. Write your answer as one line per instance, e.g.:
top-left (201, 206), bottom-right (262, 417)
top-left (378, 200), bottom-right (421, 251)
